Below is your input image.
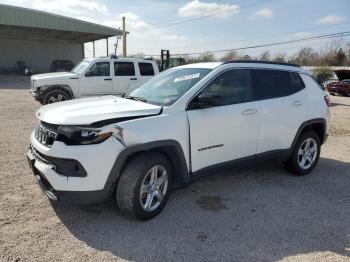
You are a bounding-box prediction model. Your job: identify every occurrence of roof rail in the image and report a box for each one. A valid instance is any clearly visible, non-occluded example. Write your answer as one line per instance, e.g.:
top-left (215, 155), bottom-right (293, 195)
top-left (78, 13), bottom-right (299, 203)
top-left (223, 60), bottom-right (300, 67)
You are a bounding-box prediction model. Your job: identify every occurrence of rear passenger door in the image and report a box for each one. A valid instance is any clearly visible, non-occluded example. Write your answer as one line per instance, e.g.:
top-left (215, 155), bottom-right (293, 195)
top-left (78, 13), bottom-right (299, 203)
top-left (254, 69), bottom-right (306, 154)
top-left (113, 62), bottom-right (137, 95)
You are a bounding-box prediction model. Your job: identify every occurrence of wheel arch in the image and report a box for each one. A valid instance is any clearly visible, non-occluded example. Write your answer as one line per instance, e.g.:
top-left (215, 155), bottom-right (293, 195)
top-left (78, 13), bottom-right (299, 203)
top-left (104, 140), bottom-right (190, 198)
top-left (39, 85), bottom-right (75, 100)
top-left (289, 118), bottom-right (327, 157)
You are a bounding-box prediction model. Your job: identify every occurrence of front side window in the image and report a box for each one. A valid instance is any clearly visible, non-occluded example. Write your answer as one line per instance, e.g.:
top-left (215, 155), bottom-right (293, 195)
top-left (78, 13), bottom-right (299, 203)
top-left (139, 62), bottom-right (155, 76)
top-left (86, 62), bottom-right (110, 77)
top-left (71, 60), bottom-right (90, 74)
top-left (114, 62), bottom-right (135, 76)
top-left (254, 69), bottom-right (304, 100)
top-left (127, 68), bottom-right (211, 105)
top-left (199, 69), bottom-right (255, 106)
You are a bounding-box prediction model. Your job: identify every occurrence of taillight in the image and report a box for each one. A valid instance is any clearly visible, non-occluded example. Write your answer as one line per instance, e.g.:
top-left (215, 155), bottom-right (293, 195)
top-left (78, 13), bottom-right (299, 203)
top-left (324, 95), bottom-right (331, 107)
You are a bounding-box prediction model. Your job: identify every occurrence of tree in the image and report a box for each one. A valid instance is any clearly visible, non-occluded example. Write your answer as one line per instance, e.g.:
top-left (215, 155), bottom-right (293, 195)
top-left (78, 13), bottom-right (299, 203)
top-left (241, 54), bottom-right (252, 61)
top-left (221, 51), bottom-right (240, 62)
top-left (289, 47), bottom-right (319, 66)
top-left (198, 52), bottom-right (215, 62)
top-left (273, 52), bottom-right (286, 63)
top-left (336, 48), bottom-right (347, 66)
top-left (312, 67), bottom-right (334, 84)
top-left (259, 51), bottom-right (271, 61)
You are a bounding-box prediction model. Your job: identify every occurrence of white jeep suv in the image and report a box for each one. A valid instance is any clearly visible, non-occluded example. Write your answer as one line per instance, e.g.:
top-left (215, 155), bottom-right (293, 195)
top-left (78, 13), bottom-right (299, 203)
top-left (27, 61), bottom-right (330, 220)
top-left (30, 57), bottom-right (159, 104)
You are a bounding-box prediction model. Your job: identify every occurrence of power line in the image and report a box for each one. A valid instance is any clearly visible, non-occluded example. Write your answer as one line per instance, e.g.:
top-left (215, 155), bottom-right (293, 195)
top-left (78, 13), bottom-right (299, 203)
top-left (180, 21), bottom-right (350, 50)
top-left (144, 31), bottom-right (350, 57)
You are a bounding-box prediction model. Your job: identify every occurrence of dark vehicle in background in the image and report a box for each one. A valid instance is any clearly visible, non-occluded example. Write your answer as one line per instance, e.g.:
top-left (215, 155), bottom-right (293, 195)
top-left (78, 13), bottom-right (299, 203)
top-left (50, 60), bottom-right (74, 72)
top-left (327, 70), bottom-right (350, 96)
top-left (327, 79), bottom-right (350, 96)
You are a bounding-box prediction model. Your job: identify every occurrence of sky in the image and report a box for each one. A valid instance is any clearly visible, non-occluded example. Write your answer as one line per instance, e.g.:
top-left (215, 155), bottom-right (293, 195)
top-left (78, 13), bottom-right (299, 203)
top-left (1, 0), bottom-right (349, 58)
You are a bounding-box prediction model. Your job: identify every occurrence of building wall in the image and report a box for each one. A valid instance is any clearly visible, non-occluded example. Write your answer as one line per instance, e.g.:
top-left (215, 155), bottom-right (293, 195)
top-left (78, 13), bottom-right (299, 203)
top-left (0, 38), bottom-right (84, 73)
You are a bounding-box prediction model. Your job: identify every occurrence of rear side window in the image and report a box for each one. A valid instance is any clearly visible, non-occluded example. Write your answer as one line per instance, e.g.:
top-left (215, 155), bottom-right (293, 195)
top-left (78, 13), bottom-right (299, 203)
top-left (138, 62), bottom-right (155, 76)
top-left (254, 70), bottom-right (304, 100)
top-left (114, 62), bottom-right (135, 76)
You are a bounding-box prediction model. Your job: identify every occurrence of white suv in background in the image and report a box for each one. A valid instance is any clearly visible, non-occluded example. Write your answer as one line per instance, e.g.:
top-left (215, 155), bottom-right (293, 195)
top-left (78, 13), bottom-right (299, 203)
top-left (30, 57), bottom-right (159, 104)
top-left (27, 61), bottom-right (330, 220)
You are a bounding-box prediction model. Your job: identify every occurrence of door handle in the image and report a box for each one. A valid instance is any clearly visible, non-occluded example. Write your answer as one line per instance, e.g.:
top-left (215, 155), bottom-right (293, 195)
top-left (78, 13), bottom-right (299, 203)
top-left (104, 78), bottom-right (112, 81)
top-left (241, 108), bottom-right (258, 115)
top-left (292, 101), bottom-right (303, 107)
top-left (130, 77), bottom-right (138, 80)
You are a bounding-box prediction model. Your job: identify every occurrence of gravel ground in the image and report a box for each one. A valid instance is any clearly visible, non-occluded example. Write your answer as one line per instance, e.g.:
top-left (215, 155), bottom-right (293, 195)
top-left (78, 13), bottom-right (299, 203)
top-left (0, 79), bottom-right (350, 262)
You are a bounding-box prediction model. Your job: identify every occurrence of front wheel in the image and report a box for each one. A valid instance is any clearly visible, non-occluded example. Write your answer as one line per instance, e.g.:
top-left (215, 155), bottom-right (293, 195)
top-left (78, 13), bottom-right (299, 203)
top-left (116, 152), bottom-right (172, 220)
top-left (42, 89), bottom-right (70, 104)
top-left (284, 131), bottom-right (321, 176)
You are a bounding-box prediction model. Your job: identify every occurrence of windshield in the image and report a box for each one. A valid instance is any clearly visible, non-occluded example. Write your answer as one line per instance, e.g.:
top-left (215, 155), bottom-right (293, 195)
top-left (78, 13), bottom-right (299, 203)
top-left (127, 67), bottom-right (212, 106)
top-left (71, 60), bottom-right (90, 74)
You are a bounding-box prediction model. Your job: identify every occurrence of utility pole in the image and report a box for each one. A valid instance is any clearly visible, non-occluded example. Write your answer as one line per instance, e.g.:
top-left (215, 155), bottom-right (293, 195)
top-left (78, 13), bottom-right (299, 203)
top-left (122, 16), bottom-right (127, 57)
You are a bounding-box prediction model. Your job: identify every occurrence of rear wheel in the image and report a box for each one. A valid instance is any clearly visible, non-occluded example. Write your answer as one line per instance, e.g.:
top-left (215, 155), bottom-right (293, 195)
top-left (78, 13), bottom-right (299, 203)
top-left (284, 131), bottom-right (321, 176)
top-left (42, 89), bottom-right (70, 104)
top-left (116, 152), bottom-right (172, 220)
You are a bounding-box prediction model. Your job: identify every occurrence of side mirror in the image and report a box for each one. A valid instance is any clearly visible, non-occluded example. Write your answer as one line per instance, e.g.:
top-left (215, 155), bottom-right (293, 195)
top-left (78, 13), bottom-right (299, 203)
top-left (85, 70), bottom-right (93, 77)
top-left (188, 92), bottom-right (222, 109)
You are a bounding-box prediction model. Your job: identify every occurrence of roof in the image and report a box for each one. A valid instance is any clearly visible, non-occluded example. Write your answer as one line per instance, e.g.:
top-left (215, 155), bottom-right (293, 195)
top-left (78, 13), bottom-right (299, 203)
top-left (84, 57), bottom-right (157, 63)
top-left (177, 61), bottom-right (310, 74)
top-left (178, 62), bottom-right (223, 69)
top-left (0, 4), bottom-right (125, 43)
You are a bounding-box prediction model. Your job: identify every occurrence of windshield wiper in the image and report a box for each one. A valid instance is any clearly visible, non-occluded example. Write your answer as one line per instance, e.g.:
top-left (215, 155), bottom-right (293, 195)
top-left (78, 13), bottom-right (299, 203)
top-left (124, 95), bottom-right (148, 103)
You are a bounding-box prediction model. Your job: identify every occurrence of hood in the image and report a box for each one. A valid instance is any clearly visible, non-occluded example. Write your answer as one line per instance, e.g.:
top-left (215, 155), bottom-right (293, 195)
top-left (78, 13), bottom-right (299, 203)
top-left (31, 71), bottom-right (77, 81)
top-left (36, 96), bottom-right (162, 125)
top-left (334, 70), bottom-right (350, 81)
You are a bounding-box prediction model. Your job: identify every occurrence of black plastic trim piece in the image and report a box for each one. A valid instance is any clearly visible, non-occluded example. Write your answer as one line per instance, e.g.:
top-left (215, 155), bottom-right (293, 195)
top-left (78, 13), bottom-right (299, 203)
top-left (223, 60), bottom-right (300, 68)
top-left (102, 140), bottom-right (190, 199)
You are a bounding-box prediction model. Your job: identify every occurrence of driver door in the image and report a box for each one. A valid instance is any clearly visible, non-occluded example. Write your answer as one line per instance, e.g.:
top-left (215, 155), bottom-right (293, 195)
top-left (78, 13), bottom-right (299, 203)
top-left (186, 69), bottom-right (260, 172)
top-left (80, 61), bottom-right (113, 97)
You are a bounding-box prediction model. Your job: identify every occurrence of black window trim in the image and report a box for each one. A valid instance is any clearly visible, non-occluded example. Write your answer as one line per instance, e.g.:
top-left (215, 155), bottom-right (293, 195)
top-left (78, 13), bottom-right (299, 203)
top-left (186, 67), bottom-right (309, 110)
top-left (86, 61), bottom-right (111, 77)
top-left (138, 62), bottom-right (155, 76)
top-left (114, 61), bottom-right (136, 76)
top-left (186, 68), bottom-right (258, 110)
top-left (252, 68), bottom-right (306, 101)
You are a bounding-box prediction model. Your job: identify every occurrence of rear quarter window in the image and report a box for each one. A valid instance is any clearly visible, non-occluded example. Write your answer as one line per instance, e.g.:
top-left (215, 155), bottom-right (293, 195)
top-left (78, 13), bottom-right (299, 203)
top-left (139, 62), bottom-right (155, 76)
top-left (254, 69), bottom-right (305, 100)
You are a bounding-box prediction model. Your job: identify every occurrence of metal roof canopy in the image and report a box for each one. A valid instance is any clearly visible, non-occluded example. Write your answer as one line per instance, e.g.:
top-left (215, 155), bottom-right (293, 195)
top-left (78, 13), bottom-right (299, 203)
top-left (0, 4), bottom-right (125, 44)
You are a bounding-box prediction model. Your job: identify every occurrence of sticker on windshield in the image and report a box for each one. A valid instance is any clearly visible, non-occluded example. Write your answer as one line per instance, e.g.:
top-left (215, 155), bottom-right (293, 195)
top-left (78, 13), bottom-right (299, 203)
top-left (174, 73), bottom-right (200, 83)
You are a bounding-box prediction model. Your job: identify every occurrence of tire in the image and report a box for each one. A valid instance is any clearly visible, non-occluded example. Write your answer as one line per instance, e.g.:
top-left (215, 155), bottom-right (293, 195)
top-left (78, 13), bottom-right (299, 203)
top-left (42, 89), bottom-right (70, 105)
top-left (116, 152), bottom-right (173, 220)
top-left (284, 131), bottom-right (321, 176)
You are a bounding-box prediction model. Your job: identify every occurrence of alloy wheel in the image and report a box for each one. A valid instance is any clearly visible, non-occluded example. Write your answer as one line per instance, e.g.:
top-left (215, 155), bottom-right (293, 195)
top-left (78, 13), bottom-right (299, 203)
top-left (297, 137), bottom-right (318, 169)
top-left (139, 165), bottom-right (168, 212)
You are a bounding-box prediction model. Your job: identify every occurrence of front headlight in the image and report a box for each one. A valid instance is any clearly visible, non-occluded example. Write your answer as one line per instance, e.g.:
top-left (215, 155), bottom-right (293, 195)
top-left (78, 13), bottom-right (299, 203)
top-left (56, 125), bottom-right (123, 145)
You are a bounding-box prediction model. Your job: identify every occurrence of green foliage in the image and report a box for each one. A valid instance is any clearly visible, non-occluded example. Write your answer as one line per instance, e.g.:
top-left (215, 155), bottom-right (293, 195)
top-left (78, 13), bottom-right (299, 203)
top-left (312, 67), bottom-right (334, 84)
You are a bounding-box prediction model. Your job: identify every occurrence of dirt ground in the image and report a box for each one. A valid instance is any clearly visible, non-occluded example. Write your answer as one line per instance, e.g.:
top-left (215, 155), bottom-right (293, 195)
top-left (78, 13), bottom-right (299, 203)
top-left (0, 79), bottom-right (350, 262)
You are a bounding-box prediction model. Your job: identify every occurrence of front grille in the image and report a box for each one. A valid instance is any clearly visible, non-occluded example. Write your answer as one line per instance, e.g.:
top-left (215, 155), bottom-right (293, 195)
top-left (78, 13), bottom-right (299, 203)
top-left (35, 121), bottom-right (59, 147)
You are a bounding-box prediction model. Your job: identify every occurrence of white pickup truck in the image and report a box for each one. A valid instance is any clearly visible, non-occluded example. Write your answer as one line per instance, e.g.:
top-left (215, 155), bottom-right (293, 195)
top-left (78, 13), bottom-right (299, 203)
top-left (30, 57), bottom-right (159, 104)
